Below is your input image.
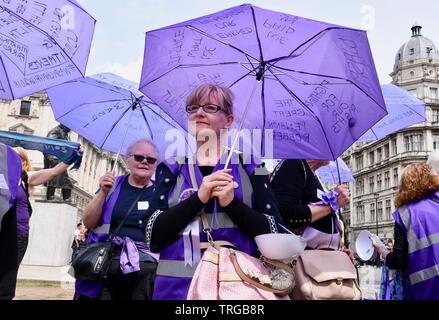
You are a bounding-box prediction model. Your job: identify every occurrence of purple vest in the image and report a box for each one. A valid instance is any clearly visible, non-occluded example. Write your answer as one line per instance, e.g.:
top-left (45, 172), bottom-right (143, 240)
top-left (16, 185), bottom-right (30, 236)
top-left (152, 153), bottom-right (260, 300)
top-left (393, 191), bottom-right (439, 300)
top-left (74, 175), bottom-right (128, 299)
top-left (0, 143), bottom-right (22, 229)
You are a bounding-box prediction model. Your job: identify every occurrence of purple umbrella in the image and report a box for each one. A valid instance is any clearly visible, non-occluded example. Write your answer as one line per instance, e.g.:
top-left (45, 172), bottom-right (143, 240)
top-left (46, 72), bottom-right (191, 168)
top-left (315, 158), bottom-right (354, 184)
top-left (357, 84), bottom-right (426, 142)
top-left (139, 3), bottom-right (386, 161)
top-left (0, 0), bottom-right (95, 100)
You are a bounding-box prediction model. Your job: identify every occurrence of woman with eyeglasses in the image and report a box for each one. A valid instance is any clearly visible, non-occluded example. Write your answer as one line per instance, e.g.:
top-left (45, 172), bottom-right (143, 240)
top-left (144, 84), bottom-right (285, 300)
top-left (76, 139), bottom-right (159, 300)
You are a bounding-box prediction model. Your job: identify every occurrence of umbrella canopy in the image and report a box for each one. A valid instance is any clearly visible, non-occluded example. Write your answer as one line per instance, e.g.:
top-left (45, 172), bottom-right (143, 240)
top-left (46, 72), bottom-right (190, 160)
top-left (315, 158), bottom-right (354, 184)
top-left (0, 0), bottom-right (95, 100)
top-left (139, 3), bottom-right (386, 160)
top-left (357, 84), bottom-right (426, 142)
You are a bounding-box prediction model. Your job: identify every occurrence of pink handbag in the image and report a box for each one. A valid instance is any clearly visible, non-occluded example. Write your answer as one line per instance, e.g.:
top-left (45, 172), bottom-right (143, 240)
top-left (187, 244), bottom-right (293, 300)
top-left (186, 162), bottom-right (294, 300)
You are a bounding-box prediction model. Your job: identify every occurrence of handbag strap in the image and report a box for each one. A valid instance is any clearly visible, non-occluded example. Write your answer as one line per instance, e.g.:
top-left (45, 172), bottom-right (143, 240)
top-left (109, 182), bottom-right (148, 239)
top-left (229, 248), bottom-right (292, 295)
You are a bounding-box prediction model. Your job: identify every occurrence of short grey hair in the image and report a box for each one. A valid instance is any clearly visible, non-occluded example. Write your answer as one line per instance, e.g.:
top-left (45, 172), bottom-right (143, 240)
top-left (125, 139), bottom-right (160, 161)
top-left (427, 150), bottom-right (439, 174)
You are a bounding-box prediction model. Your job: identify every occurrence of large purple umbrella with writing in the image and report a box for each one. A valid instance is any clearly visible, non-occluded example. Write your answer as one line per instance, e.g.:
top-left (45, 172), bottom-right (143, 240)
top-left (357, 84), bottom-right (426, 142)
top-left (139, 3), bottom-right (386, 161)
top-left (46, 72), bottom-right (191, 164)
top-left (0, 0), bottom-right (95, 100)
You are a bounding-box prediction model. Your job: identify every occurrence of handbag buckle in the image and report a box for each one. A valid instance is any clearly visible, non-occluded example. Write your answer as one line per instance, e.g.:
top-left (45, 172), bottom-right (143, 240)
top-left (336, 278), bottom-right (343, 285)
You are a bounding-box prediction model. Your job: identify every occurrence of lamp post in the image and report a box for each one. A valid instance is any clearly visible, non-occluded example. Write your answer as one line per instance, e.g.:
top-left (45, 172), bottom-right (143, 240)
top-left (374, 193), bottom-right (380, 236)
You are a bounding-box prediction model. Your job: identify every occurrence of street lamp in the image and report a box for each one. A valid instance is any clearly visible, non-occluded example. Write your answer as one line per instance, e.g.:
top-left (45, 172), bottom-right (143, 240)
top-left (374, 193), bottom-right (380, 236)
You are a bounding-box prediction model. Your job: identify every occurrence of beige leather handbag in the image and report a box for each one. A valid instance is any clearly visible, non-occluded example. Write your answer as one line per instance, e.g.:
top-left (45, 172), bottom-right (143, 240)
top-left (291, 250), bottom-right (362, 300)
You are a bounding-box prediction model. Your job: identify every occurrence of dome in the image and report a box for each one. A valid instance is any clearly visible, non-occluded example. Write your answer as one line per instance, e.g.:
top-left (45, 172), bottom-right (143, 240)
top-left (395, 24), bottom-right (439, 64)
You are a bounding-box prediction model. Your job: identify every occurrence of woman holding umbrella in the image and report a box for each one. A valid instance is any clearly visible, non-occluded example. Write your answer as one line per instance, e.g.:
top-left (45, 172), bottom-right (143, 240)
top-left (75, 139), bottom-right (159, 300)
top-left (144, 84), bottom-right (285, 300)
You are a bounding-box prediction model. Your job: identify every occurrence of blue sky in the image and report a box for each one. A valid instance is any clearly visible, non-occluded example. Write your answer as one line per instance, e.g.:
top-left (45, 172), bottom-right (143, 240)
top-left (77, 0), bottom-right (439, 84)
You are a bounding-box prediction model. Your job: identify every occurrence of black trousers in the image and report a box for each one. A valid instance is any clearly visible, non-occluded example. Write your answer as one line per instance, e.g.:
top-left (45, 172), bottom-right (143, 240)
top-left (0, 207), bottom-right (18, 300)
top-left (17, 235), bottom-right (29, 266)
top-left (98, 259), bottom-right (157, 300)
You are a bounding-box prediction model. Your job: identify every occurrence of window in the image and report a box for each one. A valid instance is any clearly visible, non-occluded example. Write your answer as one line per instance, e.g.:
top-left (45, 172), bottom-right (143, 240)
top-left (377, 174), bottom-right (382, 191)
top-left (369, 151), bottom-right (375, 165)
top-left (433, 135), bottom-right (439, 150)
top-left (391, 138), bottom-right (397, 155)
top-left (355, 155), bottom-right (364, 170)
top-left (19, 101), bottom-right (31, 116)
top-left (410, 71), bottom-right (415, 77)
top-left (432, 109), bottom-right (439, 123)
top-left (384, 171), bottom-right (390, 189)
top-left (377, 201), bottom-right (383, 221)
top-left (404, 134), bottom-right (424, 151)
top-left (385, 199), bottom-right (392, 220)
top-left (384, 144), bottom-right (389, 159)
top-left (369, 176), bottom-right (375, 193)
top-left (410, 48), bottom-right (414, 55)
top-left (393, 168), bottom-right (399, 186)
top-left (356, 179), bottom-right (364, 195)
top-left (377, 147), bottom-right (382, 162)
top-left (431, 88), bottom-right (438, 99)
top-left (370, 203), bottom-right (376, 222)
top-left (408, 88), bottom-right (416, 96)
top-left (356, 205), bottom-right (365, 223)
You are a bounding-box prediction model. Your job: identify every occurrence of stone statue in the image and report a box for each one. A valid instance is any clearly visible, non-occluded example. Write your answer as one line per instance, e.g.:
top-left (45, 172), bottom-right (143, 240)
top-left (43, 124), bottom-right (73, 201)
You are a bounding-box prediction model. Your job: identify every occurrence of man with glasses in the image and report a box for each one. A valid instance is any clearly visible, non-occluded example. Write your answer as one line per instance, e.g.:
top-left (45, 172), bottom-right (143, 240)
top-left (75, 139), bottom-right (159, 300)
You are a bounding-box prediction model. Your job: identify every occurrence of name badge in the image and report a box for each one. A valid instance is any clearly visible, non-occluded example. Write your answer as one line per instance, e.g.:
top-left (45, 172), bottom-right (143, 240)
top-left (317, 189), bottom-right (324, 200)
top-left (137, 201), bottom-right (149, 211)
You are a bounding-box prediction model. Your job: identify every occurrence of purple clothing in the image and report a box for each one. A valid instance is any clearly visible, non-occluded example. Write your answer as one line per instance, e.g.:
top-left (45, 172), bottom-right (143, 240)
top-left (15, 185), bottom-right (30, 236)
top-left (75, 175), bottom-right (157, 299)
top-left (392, 191), bottom-right (439, 300)
top-left (152, 154), bottom-right (260, 300)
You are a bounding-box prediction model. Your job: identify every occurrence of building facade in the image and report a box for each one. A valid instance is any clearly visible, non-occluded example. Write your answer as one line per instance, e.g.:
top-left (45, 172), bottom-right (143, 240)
top-left (0, 92), bottom-right (127, 217)
top-left (344, 24), bottom-right (439, 247)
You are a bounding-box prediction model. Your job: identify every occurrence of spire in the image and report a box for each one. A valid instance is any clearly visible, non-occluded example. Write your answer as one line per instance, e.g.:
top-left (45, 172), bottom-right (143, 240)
top-left (411, 22), bottom-right (422, 37)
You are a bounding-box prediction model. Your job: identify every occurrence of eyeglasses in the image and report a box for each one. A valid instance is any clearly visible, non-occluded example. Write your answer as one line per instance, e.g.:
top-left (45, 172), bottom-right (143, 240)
top-left (129, 154), bottom-right (157, 165)
top-left (186, 104), bottom-right (228, 114)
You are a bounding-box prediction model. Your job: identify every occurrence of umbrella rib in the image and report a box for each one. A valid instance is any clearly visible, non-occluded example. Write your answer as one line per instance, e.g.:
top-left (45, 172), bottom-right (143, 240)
top-left (268, 65), bottom-right (387, 113)
top-left (186, 25), bottom-right (259, 62)
top-left (0, 54), bottom-right (15, 99)
top-left (269, 65), bottom-right (352, 85)
top-left (66, 0), bottom-right (97, 21)
top-left (100, 105), bottom-right (134, 149)
top-left (270, 71), bottom-right (337, 160)
top-left (138, 100), bottom-right (188, 133)
top-left (139, 107), bottom-right (154, 139)
top-left (0, 6), bottom-right (85, 78)
top-left (77, 78), bottom-right (139, 99)
top-left (55, 99), bottom-right (133, 119)
top-left (250, 6), bottom-right (264, 62)
top-left (266, 27), bottom-right (354, 64)
top-left (402, 103), bottom-right (427, 119)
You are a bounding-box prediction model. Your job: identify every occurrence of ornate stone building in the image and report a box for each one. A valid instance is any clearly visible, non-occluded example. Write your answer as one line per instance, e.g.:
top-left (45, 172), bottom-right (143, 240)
top-left (343, 24), bottom-right (439, 247)
top-left (0, 92), bottom-right (127, 217)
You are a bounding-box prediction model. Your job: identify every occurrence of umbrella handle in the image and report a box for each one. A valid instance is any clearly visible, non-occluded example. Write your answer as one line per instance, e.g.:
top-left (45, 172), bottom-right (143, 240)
top-left (335, 158), bottom-right (342, 185)
top-left (224, 79), bottom-right (260, 169)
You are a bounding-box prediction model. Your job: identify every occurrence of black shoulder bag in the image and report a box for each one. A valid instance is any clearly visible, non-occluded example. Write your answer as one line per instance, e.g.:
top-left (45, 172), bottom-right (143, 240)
top-left (71, 185), bottom-right (147, 281)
